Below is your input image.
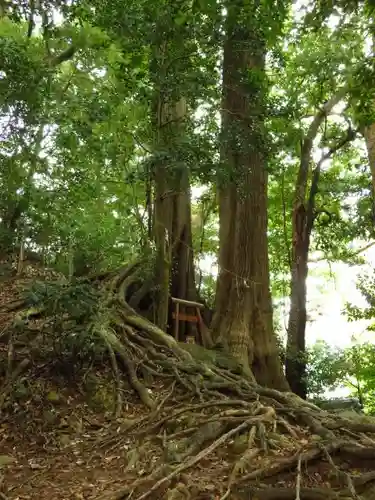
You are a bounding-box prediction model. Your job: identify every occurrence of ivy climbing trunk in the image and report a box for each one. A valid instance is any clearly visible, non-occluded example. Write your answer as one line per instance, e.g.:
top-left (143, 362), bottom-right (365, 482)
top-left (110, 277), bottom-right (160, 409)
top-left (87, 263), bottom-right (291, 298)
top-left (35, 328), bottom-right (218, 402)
top-left (211, 1), bottom-right (288, 390)
top-left (151, 45), bottom-right (200, 339)
top-left (362, 33), bottom-right (375, 206)
top-left (363, 123), bottom-right (375, 198)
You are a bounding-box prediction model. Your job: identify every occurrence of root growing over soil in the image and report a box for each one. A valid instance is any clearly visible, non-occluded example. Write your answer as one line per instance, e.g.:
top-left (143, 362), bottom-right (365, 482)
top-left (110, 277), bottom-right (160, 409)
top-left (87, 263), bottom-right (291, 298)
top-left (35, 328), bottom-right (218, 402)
top-left (2, 264), bottom-right (375, 500)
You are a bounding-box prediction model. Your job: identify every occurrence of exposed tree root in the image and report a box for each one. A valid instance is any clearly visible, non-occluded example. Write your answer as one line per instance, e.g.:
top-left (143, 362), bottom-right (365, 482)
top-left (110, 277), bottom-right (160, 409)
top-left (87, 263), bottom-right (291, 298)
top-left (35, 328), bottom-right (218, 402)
top-left (102, 334), bottom-right (123, 418)
top-left (2, 265), bottom-right (375, 500)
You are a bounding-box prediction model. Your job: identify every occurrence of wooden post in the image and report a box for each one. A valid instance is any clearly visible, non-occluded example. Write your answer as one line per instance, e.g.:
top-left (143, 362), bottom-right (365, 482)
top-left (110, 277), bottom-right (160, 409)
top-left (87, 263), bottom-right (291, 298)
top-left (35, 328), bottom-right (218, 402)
top-left (174, 301), bottom-right (180, 340)
top-left (171, 297), bottom-right (204, 343)
top-left (16, 236), bottom-right (25, 276)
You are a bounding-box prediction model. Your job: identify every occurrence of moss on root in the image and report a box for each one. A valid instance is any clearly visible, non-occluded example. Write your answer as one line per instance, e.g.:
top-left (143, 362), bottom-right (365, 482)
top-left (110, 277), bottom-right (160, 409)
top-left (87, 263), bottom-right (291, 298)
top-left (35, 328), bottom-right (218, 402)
top-left (3, 265), bottom-right (375, 500)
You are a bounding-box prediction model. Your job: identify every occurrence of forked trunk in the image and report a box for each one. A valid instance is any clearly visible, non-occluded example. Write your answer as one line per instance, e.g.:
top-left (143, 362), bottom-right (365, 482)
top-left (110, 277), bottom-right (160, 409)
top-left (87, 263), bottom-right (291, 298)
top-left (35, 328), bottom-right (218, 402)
top-left (286, 89), bottom-right (352, 399)
top-left (211, 3), bottom-right (288, 390)
top-left (152, 93), bottom-right (200, 338)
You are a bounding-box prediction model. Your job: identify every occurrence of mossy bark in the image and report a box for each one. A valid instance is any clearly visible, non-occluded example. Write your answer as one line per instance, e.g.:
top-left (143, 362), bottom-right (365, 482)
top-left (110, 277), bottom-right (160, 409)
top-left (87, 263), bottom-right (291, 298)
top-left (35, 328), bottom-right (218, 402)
top-left (151, 48), bottom-right (199, 337)
top-left (211, 1), bottom-right (288, 390)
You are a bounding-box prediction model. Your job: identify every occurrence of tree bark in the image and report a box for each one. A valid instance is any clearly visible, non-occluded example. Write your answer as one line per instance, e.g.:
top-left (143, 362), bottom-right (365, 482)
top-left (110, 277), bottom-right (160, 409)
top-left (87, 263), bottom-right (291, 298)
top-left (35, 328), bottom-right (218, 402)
top-left (363, 123), bottom-right (375, 202)
top-left (362, 33), bottom-right (375, 208)
top-left (286, 203), bottom-right (310, 399)
top-left (151, 49), bottom-right (200, 339)
top-left (211, 2), bottom-right (288, 390)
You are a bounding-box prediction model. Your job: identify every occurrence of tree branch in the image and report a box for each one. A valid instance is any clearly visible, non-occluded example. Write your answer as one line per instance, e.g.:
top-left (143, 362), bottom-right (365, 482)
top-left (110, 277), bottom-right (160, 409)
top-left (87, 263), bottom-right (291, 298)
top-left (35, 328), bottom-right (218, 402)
top-left (305, 87), bottom-right (348, 143)
top-left (295, 86), bottom-right (348, 204)
top-left (305, 126), bottom-right (358, 236)
top-left (315, 126), bottom-right (358, 170)
top-left (309, 240), bottom-right (375, 263)
top-left (51, 45), bottom-right (76, 67)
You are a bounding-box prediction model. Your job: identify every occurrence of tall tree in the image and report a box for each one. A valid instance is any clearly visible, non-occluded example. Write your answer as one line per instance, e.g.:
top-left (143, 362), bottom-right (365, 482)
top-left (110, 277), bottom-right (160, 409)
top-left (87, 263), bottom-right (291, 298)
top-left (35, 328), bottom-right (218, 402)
top-left (83, 0), bottom-right (218, 339)
top-left (211, 0), bottom-right (289, 389)
top-left (149, 16), bottom-right (199, 335)
top-left (286, 89), bottom-right (357, 398)
top-left (282, 10), bottom-right (373, 398)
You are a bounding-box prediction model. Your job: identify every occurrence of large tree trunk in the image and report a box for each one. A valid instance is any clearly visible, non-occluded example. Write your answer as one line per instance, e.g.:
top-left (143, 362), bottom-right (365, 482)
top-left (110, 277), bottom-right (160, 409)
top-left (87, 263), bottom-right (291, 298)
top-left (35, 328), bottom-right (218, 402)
top-left (150, 42), bottom-right (201, 339)
top-left (362, 32), bottom-right (375, 207)
top-left (363, 123), bottom-right (375, 201)
top-left (211, 2), bottom-right (288, 390)
top-left (153, 97), bottom-right (197, 334)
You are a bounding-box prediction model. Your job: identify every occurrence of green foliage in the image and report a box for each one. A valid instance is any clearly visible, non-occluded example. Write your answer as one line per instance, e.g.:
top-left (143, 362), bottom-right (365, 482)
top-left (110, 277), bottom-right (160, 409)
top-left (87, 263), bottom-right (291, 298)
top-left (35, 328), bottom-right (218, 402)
top-left (266, 7), bottom-right (375, 300)
top-left (25, 279), bottom-right (99, 320)
top-left (307, 340), bottom-right (375, 414)
top-left (0, 0), bottom-right (372, 270)
top-left (1, 0), bottom-right (375, 377)
top-left (23, 280), bottom-right (105, 364)
top-left (346, 270), bottom-right (375, 323)
top-left (306, 340), bottom-right (346, 397)
top-left (0, 0), bottom-right (222, 276)
top-left (0, 11), bottom-right (149, 271)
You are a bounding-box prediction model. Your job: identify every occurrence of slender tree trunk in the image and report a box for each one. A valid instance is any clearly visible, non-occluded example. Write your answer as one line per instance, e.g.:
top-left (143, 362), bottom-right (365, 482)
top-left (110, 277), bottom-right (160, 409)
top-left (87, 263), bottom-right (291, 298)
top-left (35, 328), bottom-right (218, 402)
top-left (169, 170), bottom-right (200, 340)
top-left (286, 204), bottom-right (310, 399)
top-left (153, 96), bottom-right (186, 331)
top-left (211, 2), bottom-right (288, 390)
top-left (286, 90), bottom-right (351, 399)
top-left (286, 134), bottom-right (314, 398)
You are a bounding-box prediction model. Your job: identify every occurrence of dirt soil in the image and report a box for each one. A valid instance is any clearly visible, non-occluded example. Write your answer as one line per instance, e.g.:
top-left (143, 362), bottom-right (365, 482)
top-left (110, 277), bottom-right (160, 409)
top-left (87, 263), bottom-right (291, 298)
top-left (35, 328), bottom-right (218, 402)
top-left (1, 378), bottom-right (373, 500)
top-left (2, 266), bottom-right (375, 500)
top-left (0, 380), bottom-right (238, 500)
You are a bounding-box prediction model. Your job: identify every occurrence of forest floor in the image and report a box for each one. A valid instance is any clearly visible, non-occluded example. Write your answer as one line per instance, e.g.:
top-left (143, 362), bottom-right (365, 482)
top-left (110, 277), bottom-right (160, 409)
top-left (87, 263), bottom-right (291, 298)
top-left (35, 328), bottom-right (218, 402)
top-left (0, 270), bottom-right (243, 500)
top-left (1, 377), bottom-right (289, 500)
top-left (0, 374), bottom-right (361, 500)
top-left (2, 265), bottom-right (375, 500)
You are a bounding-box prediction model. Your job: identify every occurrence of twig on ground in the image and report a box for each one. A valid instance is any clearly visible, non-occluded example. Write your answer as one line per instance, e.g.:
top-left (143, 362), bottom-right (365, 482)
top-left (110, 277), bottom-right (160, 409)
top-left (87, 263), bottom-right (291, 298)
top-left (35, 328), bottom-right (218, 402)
top-left (103, 334), bottom-right (123, 418)
top-left (132, 418), bottom-right (255, 500)
top-left (320, 444), bottom-right (360, 499)
top-left (296, 454), bottom-right (302, 500)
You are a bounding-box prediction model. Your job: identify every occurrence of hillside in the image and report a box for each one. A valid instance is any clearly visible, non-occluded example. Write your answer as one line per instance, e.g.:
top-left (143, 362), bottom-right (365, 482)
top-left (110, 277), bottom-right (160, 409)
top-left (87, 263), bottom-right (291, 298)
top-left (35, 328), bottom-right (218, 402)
top-left (1, 265), bottom-right (375, 499)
